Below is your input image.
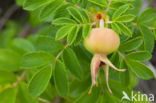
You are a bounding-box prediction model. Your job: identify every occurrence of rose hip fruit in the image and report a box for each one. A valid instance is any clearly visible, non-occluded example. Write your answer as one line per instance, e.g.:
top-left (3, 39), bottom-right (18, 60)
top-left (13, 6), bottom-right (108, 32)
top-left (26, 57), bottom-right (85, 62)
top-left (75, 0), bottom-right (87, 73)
top-left (84, 28), bottom-right (120, 55)
top-left (84, 19), bottom-right (126, 95)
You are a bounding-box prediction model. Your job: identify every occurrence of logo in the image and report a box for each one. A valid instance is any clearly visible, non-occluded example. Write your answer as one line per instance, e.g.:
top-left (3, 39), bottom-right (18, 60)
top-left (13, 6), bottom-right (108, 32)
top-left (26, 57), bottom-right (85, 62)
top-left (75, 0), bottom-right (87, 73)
top-left (121, 91), bottom-right (155, 102)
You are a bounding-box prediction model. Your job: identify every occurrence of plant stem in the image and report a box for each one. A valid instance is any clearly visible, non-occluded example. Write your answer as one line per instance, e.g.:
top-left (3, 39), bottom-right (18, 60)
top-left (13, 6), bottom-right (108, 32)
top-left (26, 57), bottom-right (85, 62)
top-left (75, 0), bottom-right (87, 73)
top-left (104, 0), bottom-right (111, 14)
top-left (13, 70), bottom-right (28, 88)
top-left (77, 22), bottom-right (96, 26)
top-left (54, 97), bottom-right (62, 103)
top-left (117, 51), bottom-right (128, 63)
top-left (38, 98), bottom-right (52, 103)
top-left (0, 4), bottom-right (19, 32)
top-left (52, 44), bottom-right (69, 65)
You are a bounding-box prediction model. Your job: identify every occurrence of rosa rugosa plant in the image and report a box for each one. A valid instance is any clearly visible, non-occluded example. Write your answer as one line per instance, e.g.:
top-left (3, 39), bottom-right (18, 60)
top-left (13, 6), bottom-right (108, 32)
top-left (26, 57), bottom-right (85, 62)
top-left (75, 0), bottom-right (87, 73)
top-left (0, 0), bottom-right (155, 103)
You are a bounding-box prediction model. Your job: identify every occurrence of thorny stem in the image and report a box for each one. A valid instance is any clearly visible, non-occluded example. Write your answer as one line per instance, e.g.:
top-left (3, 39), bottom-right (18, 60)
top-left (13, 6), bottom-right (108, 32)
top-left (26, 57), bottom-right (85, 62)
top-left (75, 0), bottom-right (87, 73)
top-left (13, 70), bottom-right (28, 88)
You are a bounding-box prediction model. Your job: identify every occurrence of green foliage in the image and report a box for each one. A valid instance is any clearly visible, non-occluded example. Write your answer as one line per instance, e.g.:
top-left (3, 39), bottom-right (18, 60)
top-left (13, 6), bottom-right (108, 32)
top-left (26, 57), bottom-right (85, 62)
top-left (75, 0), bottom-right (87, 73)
top-left (28, 65), bottom-right (52, 97)
top-left (54, 60), bottom-right (69, 97)
top-left (55, 25), bottom-right (73, 40)
top-left (63, 48), bottom-right (83, 79)
top-left (23, 0), bottom-right (54, 11)
top-left (126, 51), bottom-right (152, 62)
top-left (0, 49), bottom-right (21, 71)
top-left (114, 14), bottom-right (135, 23)
top-left (117, 22), bottom-right (132, 37)
top-left (119, 37), bottom-right (143, 52)
top-left (21, 51), bottom-right (54, 68)
top-left (0, 88), bottom-right (17, 103)
top-left (128, 60), bottom-right (154, 80)
top-left (0, 71), bottom-right (16, 85)
top-left (82, 24), bottom-right (92, 38)
top-left (112, 4), bottom-right (129, 19)
top-left (119, 60), bottom-right (130, 87)
top-left (67, 25), bottom-right (80, 45)
top-left (0, 0), bottom-right (155, 103)
top-left (139, 24), bottom-right (155, 53)
top-left (16, 82), bottom-right (38, 103)
top-left (40, 0), bottom-right (63, 21)
top-left (11, 38), bottom-right (35, 54)
top-left (74, 87), bottom-right (101, 103)
top-left (35, 36), bottom-right (63, 54)
top-left (53, 18), bottom-right (77, 25)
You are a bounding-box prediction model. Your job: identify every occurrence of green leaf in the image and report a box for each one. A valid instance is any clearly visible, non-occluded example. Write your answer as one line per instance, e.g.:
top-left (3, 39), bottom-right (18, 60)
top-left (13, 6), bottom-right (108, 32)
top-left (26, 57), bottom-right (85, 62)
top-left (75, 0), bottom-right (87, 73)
top-left (11, 38), bottom-right (35, 53)
top-left (67, 7), bottom-right (84, 23)
top-left (111, 23), bottom-right (121, 34)
top-left (53, 17), bottom-right (77, 25)
top-left (74, 26), bottom-right (83, 45)
top-left (40, 0), bottom-right (63, 20)
top-left (78, 8), bottom-right (90, 22)
top-left (88, 0), bottom-right (107, 7)
top-left (70, 77), bottom-right (91, 98)
top-left (126, 0), bottom-right (143, 16)
top-left (0, 88), bottom-right (17, 103)
top-left (53, 4), bottom-right (71, 19)
top-left (119, 60), bottom-right (130, 87)
top-left (29, 7), bottom-right (42, 26)
top-left (72, 0), bottom-right (81, 4)
top-left (128, 60), bottom-right (154, 80)
top-left (39, 83), bottom-right (56, 102)
top-left (28, 65), bottom-right (52, 97)
top-left (154, 29), bottom-right (156, 40)
top-left (126, 51), bottom-right (152, 62)
top-left (63, 48), bottom-right (83, 80)
top-left (16, 82), bottom-right (38, 103)
top-left (117, 23), bottom-right (132, 37)
top-left (153, 21), bottom-right (156, 40)
top-left (0, 70), bottom-right (16, 85)
top-left (54, 60), bottom-right (69, 97)
top-left (16, 0), bottom-right (25, 6)
top-left (21, 51), bottom-right (54, 68)
top-left (35, 36), bottom-right (63, 54)
top-left (119, 37), bottom-right (143, 52)
top-left (0, 22), bottom-right (18, 48)
top-left (67, 26), bottom-right (80, 45)
top-left (98, 92), bottom-right (119, 103)
top-left (82, 24), bottom-right (92, 38)
top-left (23, 0), bottom-right (54, 11)
top-left (55, 25), bottom-right (73, 40)
top-left (74, 87), bottom-right (101, 103)
top-left (138, 8), bottom-right (156, 25)
top-left (110, 2), bottom-right (125, 10)
top-left (114, 14), bottom-right (135, 22)
top-left (139, 24), bottom-right (155, 53)
top-left (112, 4), bottom-right (129, 19)
top-left (0, 49), bottom-right (21, 71)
